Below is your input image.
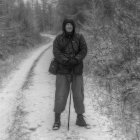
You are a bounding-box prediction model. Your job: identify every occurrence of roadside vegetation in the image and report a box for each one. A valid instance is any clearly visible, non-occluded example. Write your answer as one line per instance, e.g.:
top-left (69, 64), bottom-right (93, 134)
top-left (0, 0), bottom-right (53, 86)
top-left (1, 0), bottom-right (140, 139)
top-left (56, 0), bottom-right (140, 139)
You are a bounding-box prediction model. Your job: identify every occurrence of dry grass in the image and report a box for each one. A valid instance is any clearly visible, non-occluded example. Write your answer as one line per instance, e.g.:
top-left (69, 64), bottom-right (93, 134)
top-left (83, 32), bottom-right (140, 140)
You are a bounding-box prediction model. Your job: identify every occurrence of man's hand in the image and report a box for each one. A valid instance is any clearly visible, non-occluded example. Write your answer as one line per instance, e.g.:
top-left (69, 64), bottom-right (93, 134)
top-left (62, 59), bottom-right (69, 65)
top-left (69, 58), bottom-right (78, 65)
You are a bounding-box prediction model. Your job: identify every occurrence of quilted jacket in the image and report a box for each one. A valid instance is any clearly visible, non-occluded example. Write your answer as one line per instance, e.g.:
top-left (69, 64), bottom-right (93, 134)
top-left (53, 19), bottom-right (87, 75)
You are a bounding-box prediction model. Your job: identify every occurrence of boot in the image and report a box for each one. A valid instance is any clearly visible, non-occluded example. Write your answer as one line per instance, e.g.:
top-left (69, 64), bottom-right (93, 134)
top-left (76, 114), bottom-right (87, 127)
top-left (53, 113), bottom-right (61, 130)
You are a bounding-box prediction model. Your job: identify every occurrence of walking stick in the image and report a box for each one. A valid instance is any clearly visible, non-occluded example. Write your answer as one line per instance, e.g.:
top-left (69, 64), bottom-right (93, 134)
top-left (68, 83), bottom-right (72, 131)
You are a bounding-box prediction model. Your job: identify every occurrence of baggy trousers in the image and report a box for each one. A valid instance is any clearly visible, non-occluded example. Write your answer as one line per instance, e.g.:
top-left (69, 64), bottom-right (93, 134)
top-left (54, 74), bottom-right (85, 114)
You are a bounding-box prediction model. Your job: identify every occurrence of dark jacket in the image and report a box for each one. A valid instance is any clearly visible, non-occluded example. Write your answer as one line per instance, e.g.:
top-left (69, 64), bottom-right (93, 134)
top-left (53, 19), bottom-right (87, 75)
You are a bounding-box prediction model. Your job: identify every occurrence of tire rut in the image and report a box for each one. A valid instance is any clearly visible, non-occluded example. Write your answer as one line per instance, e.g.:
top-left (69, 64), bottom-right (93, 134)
top-left (7, 45), bottom-right (52, 140)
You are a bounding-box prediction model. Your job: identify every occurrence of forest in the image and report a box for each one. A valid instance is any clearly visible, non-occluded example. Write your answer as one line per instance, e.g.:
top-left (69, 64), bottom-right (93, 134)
top-left (1, 0), bottom-right (140, 139)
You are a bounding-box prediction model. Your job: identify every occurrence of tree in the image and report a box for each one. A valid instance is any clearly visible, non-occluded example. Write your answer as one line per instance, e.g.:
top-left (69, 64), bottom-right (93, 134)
top-left (56, 0), bottom-right (92, 30)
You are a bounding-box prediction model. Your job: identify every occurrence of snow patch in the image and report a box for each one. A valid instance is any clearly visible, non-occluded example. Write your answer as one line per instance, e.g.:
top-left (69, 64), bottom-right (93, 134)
top-left (0, 38), bottom-right (53, 140)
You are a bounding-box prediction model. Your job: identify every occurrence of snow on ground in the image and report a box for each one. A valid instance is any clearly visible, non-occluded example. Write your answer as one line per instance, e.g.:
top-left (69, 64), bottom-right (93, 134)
top-left (0, 36), bottom-right (53, 140)
top-left (0, 34), bottom-right (126, 140)
top-left (20, 46), bottom-right (126, 140)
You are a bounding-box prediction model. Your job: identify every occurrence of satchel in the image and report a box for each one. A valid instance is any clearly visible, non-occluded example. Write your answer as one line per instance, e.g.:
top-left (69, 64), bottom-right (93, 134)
top-left (48, 58), bottom-right (58, 75)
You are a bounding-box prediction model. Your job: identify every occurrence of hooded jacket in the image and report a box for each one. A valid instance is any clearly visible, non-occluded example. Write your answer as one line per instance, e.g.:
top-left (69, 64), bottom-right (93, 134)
top-left (62, 19), bottom-right (76, 38)
top-left (53, 19), bottom-right (87, 75)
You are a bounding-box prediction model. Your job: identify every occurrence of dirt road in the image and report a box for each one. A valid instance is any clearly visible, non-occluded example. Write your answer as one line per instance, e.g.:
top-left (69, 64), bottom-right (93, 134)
top-left (0, 34), bottom-right (125, 140)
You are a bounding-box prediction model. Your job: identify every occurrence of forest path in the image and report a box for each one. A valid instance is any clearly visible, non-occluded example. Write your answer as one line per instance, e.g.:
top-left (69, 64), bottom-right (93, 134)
top-left (0, 34), bottom-right (125, 140)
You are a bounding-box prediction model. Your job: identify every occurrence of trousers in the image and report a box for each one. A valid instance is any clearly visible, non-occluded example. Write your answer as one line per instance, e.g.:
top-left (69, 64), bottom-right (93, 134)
top-left (54, 74), bottom-right (85, 114)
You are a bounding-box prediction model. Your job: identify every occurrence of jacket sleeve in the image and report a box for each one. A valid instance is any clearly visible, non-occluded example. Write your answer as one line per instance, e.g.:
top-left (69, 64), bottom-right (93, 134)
top-left (75, 34), bottom-right (88, 62)
top-left (53, 36), bottom-right (69, 65)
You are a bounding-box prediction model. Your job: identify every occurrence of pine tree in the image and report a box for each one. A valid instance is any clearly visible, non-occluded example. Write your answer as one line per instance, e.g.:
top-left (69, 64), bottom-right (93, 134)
top-left (0, 0), bottom-right (8, 33)
top-left (0, 0), bottom-right (10, 59)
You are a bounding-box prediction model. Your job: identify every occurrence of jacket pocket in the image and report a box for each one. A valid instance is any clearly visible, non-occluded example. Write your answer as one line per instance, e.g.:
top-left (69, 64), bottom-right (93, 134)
top-left (57, 63), bottom-right (71, 74)
top-left (73, 62), bottom-right (83, 74)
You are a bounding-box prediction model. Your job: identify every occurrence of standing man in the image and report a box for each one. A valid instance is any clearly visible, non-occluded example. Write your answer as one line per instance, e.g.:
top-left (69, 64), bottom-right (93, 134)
top-left (52, 18), bottom-right (88, 130)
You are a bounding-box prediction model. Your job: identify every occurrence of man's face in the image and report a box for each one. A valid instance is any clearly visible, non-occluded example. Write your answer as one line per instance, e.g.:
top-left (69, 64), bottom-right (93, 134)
top-left (65, 23), bottom-right (73, 33)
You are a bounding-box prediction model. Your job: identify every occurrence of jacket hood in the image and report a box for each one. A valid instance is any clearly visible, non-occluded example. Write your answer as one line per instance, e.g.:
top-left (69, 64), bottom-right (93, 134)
top-left (62, 18), bottom-right (76, 37)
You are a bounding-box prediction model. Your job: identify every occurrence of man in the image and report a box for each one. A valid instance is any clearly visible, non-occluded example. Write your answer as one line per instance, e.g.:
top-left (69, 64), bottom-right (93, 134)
top-left (52, 18), bottom-right (88, 130)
